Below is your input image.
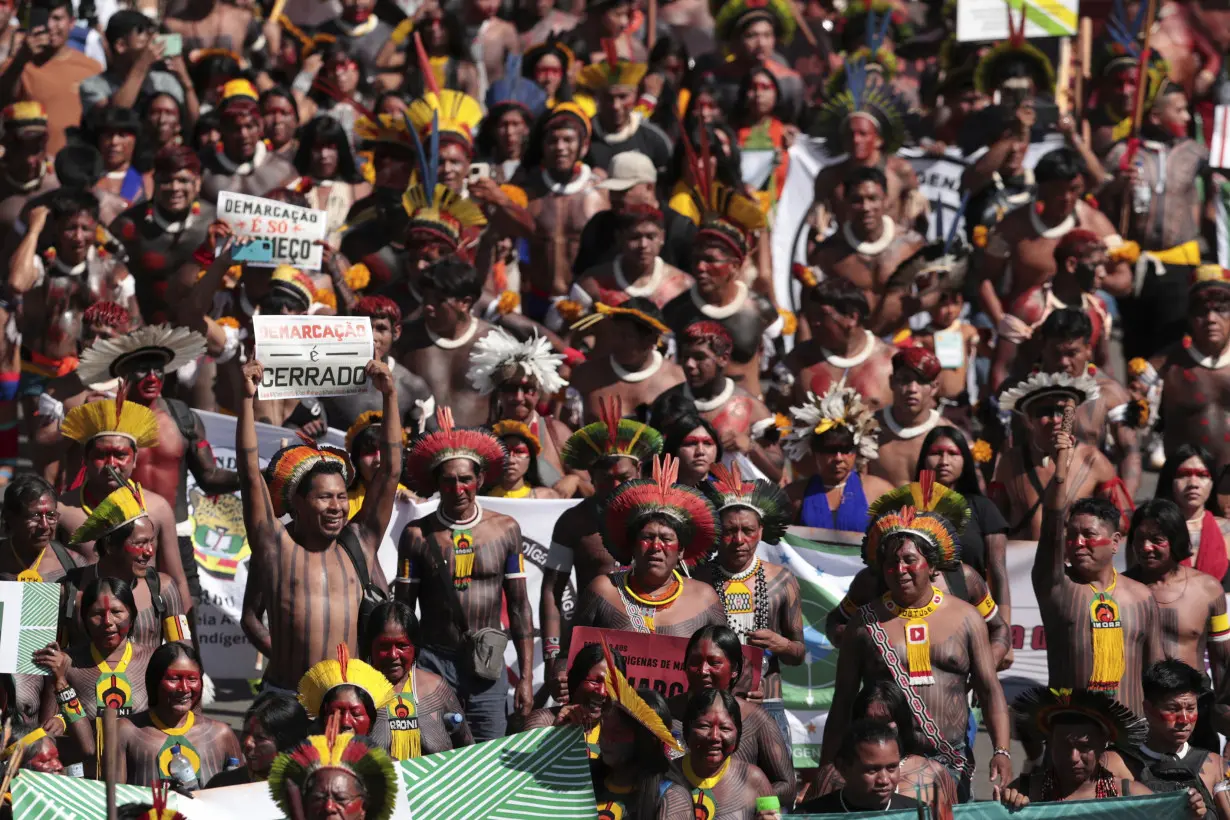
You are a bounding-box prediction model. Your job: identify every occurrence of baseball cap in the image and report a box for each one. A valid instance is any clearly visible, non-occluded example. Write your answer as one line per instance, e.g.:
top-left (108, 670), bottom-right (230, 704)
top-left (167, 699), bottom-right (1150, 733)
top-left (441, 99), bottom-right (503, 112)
top-left (597, 151), bottom-right (657, 191)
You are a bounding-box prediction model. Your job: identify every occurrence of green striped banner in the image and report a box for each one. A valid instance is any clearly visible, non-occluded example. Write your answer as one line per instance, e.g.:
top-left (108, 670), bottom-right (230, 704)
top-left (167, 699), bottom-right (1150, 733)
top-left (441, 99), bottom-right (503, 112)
top-left (17, 583), bottom-right (61, 675)
top-left (1007, 0), bottom-right (1076, 37)
top-left (12, 772), bottom-right (178, 819)
top-left (399, 725), bottom-right (596, 819)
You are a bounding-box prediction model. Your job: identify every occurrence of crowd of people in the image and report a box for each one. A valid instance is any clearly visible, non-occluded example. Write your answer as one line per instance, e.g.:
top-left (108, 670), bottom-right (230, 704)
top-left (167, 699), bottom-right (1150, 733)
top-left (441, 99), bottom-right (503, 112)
top-left (1, 0), bottom-right (1230, 817)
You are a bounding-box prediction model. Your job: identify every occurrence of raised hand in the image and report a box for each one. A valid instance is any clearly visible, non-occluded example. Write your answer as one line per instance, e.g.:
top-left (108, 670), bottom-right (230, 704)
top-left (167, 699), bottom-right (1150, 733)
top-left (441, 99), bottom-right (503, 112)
top-left (242, 359), bottom-right (264, 399)
top-left (366, 359), bottom-right (394, 396)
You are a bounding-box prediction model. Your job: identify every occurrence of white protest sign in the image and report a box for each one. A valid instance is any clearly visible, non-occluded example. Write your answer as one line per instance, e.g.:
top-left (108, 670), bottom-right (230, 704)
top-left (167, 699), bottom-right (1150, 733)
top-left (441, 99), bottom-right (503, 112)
top-left (0, 581), bottom-right (60, 675)
top-left (957, 0), bottom-right (1077, 41)
top-left (253, 315), bottom-right (374, 400)
top-left (216, 191), bottom-right (327, 270)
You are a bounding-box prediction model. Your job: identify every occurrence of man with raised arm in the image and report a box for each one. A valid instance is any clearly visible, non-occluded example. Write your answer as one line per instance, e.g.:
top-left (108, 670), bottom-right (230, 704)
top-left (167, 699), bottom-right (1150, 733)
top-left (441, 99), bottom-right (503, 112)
top-left (1034, 403), bottom-right (1164, 720)
top-left (236, 357), bottom-right (401, 693)
top-left (394, 407), bottom-right (534, 741)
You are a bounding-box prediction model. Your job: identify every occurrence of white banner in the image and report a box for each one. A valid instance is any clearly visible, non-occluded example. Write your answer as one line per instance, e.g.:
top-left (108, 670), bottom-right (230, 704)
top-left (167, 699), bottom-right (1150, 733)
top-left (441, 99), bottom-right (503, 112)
top-left (253, 315), bottom-right (374, 400)
top-left (957, 0), bottom-right (1078, 40)
top-left (216, 191), bottom-right (327, 270)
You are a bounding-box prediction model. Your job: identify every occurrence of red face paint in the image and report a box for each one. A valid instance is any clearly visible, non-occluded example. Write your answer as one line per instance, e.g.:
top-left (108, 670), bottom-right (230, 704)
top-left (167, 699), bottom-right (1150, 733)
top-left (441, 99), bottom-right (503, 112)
top-left (1157, 705), bottom-right (1198, 725)
top-left (371, 635), bottom-right (415, 676)
top-left (160, 668), bottom-right (203, 708)
top-left (87, 440), bottom-right (135, 483)
top-left (1065, 535), bottom-right (1114, 552)
top-left (1176, 467), bottom-right (1212, 479)
top-left (680, 436), bottom-right (716, 448)
top-left (927, 445), bottom-right (962, 458)
top-left (23, 741), bottom-right (62, 774)
top-left (136, 371), bottom-right (163, 400)
top-left (637, 531), bottom-right (680, 552)
top-left (326, 698), bottom-right (371, 736)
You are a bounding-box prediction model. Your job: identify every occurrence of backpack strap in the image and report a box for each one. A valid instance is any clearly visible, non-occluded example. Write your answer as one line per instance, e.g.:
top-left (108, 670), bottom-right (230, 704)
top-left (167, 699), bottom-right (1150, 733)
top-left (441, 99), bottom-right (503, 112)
top-left (146, 568), bottom-right (167, 623)
top-left (48, 540), bottom-right (77, 573)
top-left (944, 566), bottom-right (969, 602)
top-left (61, 565), bottom-right (87, 624)
top-left (337, 527), bottom-right (371, 590)
top-left (163, 398), bottom-right (200, 447)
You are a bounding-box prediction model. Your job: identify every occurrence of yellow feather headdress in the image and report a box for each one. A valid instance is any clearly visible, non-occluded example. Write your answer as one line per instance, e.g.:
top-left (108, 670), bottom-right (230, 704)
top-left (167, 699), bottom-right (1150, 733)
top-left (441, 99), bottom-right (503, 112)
top-left (407, 89), bottom-right (484, 150)
top-left (298, 643), bottom-right (395, 718)
top-left (70, 479), bottom-right (148, 545)
top-left (576, 42), bottom-right (648, 92)
top-left (402, 180), bottom-right (487, 248)
top-left (601, 638), bottom-right (683, 753)
top-left (61, 397), bottom-right (159, 449)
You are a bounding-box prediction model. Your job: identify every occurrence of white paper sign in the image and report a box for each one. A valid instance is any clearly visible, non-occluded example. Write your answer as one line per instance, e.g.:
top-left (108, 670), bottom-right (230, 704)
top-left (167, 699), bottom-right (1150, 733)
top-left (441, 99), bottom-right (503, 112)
top-left (934, 329), bottom-right (965, 369)
top-left (957, 0), bottom-right (1078, 41)
top-left (0, 581), bottom-right (60, 675)
top-left (253, 315), bottom-right (374, 400)
top-left (216, 191), bottom-right (327, 270)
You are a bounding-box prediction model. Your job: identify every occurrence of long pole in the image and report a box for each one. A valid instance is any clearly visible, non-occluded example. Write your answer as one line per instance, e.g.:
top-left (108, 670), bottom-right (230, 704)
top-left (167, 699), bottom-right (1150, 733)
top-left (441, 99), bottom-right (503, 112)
top-left (1119, 0), bottom-right (1160, 233)
top-left (103, 706), bottom-right (118, 820)
top-left (646, 0), bottom-right (656, 51)
top-left (1078, 16), bottom-right (1092, 142)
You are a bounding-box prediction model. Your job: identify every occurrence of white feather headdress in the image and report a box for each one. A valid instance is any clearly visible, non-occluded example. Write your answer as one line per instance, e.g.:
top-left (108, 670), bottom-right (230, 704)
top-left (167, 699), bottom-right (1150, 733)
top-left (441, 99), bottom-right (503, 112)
top-left (783, 378), bottom-right (880, 463)
top-left (77, 324), bottom-right (207, 386)
top-left (467, 328), bottom-right (567, 396)
top-left (997, 371), bottom-right (1100, 414)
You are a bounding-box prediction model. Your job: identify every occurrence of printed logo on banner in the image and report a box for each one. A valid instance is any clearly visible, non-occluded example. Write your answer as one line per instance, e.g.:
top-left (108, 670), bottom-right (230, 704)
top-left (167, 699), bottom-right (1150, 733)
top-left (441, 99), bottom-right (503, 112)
top-left (189, 488), bottom-right (250, 577)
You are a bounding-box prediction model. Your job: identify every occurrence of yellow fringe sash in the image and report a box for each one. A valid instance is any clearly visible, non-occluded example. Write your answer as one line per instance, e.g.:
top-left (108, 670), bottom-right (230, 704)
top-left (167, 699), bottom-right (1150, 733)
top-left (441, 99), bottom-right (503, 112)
top-left (1088, 571), bottom-right (1125, 695)
top-left (389, 672), bottom-right (421, 760)
top-left (882, 587), bottom-right (944, 686)
top-left (452, 530), bottom-right (475, 591)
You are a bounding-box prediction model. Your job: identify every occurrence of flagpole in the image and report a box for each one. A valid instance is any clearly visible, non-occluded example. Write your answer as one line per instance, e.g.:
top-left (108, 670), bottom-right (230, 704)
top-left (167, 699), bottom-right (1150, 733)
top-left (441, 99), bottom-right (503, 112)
top-left (1078, 16), bottom-right (1092, 142)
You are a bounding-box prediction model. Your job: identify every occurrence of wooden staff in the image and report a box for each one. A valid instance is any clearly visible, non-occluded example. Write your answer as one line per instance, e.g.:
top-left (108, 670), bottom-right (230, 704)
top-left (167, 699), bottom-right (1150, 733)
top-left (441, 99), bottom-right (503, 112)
top-left (1056, 36), bottom-right (1073, 113)
top-left (103, 706), bottom-right (119, 820)
top-left (787, 1), bottom-right (821, 54)
top-left (1078, 16), bottom-right (1092, 141)
top-left (646, 0), bottom-right (656, 51)
top-left (0, 744), bottom-right (24, 810)
top-left (1119, 0), bottom-right (1159, 234)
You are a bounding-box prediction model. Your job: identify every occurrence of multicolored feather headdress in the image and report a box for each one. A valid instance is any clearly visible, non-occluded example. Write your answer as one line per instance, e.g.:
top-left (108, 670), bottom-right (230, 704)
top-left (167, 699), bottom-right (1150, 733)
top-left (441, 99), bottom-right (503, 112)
top-left (264, 435), bottom-right (355, 518)
top-left (814, 55), bottom-right (910, 154)
top-left (467, 327), bottom-right (567, 396)
top-left (560, 396), bottom-right (663, 471)
top-left (404, 406), bottom-right (506, 495)
top-left (783, 378), bottom-right (880, 464)
top-left (486, 54), bottom-right (549, 118)
top-left (1093, 0), bottom-right (1168, 83)
top-left (77, 324), bottom-right (206, 386)
top-left (69, 476), bottom-right (148, 545)
top-left (402, 108), bottom-right (487, 249)
top-left (862, 470), bottom-right (969, 569)
top-left (345, 410), bottom-right (385, 453)
top-left (406, 34), bottom-right (483, 151)
top-left (601, 637), bottom-right (684, 752)
top-left (602, 454), bottom-right (718, 565)
top-left (680, 127), bottom-right (766, 261)
top-left (826, 3), bottom-right (902, 93)
top-left (143, 780), bottom-right (186, 820)
top-left (997, 371), bottom-right (1100, 415)
top-left (491, 420), bottom-right (542, 457)
top-left (61, 396), bottom-right (160, 449)
top-left (354, 112), bottom-right (417, 153)
top-left (298, 643), bottom-right (396, 718)
top-left (711, 0), bottom-right (796, 44)
top-left (269, 723), bottom-right (398, 820)
top-left (1013, 687), bottom-right (1147, 749)
top-left (576, 40), bottom-right (649, 92)
top-left (974, 2), bottom-right (1055, 94)
top-left (704, 462), bottom-right (791, 545)
top-left (835, 1), bottom-right (913, 52)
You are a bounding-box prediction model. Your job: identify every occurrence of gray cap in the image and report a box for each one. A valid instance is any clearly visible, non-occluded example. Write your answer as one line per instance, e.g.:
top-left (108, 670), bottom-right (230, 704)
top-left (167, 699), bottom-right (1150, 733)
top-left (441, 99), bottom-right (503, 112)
top-left (597, 151), bottom-right (657, 191)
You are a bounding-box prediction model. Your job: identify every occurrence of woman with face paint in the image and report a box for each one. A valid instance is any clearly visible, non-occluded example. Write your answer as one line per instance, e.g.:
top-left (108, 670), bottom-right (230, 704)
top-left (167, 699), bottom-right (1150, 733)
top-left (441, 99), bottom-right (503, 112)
top-left (575, 454), bottom-right (727, 638)
top-left (523, 643), bottom-right (621, 751)
top-left (663, 414), bottom-right (723, 489)
top-left (1, 724), bottom-right (67, 781)
top-left (113, 642), bottom-right (241, 787)
top-left (362, 601), bottom-right (473, 759)
top-left (34, 577), bottom-right (154, 776)
top-left (289, 116), bottom-right (371, 248)
top-left (677, 689), bottom-right (775, 819)
top-left (486, 421), bottom-right (566, 498)
top-left (1156, 445), bottom-right (1230, 586)
top-left (298, 644), bottom-right (396, 744)
top-left (61, 481), bottom-right (189, 653)
top-left (666, 626), bottom-right (795, 804)
top-left (205, 692), bottom-right (310, 788)
top-left (592, 643), bottom-right (694, 818)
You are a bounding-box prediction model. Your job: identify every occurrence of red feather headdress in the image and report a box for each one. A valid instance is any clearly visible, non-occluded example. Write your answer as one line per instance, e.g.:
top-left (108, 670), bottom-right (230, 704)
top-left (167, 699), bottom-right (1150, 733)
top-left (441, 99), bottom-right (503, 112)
top-left (602, 454), bottom-right (718, 565)
top-left (405, 406), bottom-right (506, 495)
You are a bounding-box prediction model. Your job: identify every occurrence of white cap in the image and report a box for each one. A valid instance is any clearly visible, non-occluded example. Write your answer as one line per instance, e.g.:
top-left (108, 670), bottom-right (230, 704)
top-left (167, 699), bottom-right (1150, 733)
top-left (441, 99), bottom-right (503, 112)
top-left (597, 151), bottom-right (657, 190)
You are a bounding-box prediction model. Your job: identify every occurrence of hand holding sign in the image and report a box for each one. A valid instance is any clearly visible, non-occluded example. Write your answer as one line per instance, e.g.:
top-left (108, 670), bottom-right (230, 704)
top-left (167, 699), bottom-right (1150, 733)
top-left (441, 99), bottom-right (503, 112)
top-left (217, 191), bottom-right (327, 270)
top-left (254, 316), bottom-right (375, 400)
top-left (242, 360), bottom-right (263, 399)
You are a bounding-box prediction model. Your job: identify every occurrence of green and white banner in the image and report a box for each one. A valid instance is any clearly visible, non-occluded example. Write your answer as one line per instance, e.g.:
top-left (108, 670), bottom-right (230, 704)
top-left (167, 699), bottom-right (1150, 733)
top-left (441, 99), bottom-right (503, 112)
top-left (0, 581), bottom-right (61, 675)
top-left (12, 773), bottom-right (179, 819)
top-left (956, 0), bottom-right (1078, 41)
